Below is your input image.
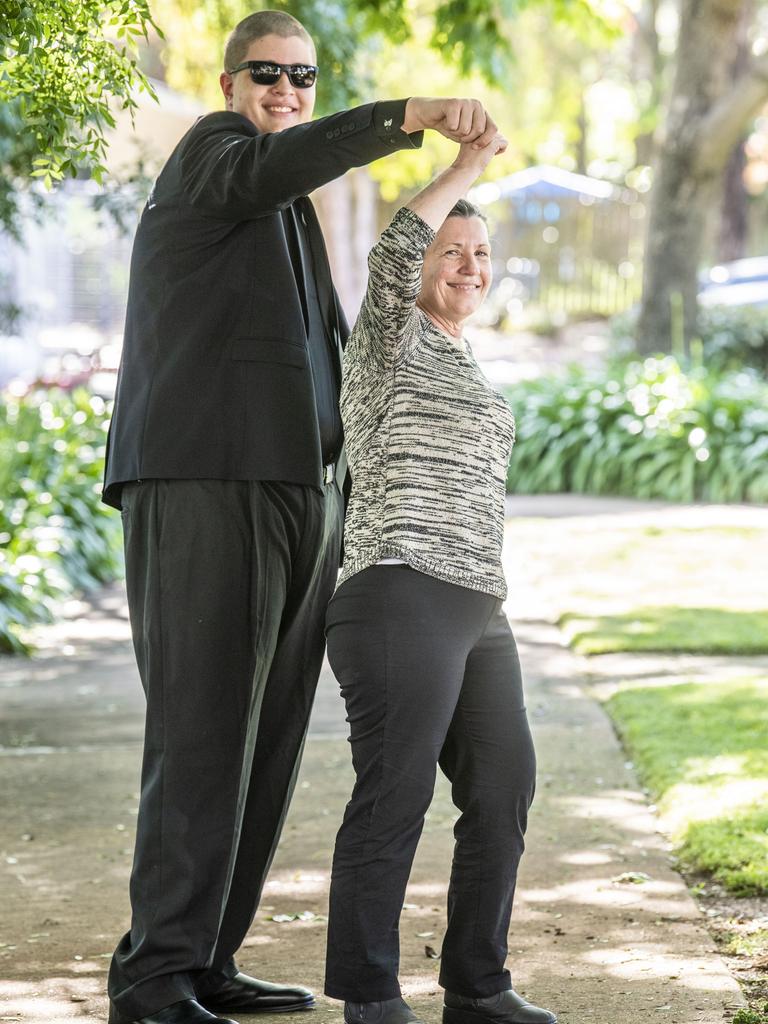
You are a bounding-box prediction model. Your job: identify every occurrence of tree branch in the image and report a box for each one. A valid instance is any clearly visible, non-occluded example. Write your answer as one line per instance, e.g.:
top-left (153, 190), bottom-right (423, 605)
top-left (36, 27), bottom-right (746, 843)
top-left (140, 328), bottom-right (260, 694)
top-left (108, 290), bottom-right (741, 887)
top-left (695, 51), bottom-right (768, 175)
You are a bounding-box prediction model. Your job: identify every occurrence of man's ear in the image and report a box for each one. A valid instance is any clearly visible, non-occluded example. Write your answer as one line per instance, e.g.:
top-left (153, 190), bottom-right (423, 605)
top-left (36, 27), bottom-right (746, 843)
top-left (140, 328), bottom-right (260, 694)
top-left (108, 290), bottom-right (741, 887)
top-left (219, 71), bottom-right (234, 110)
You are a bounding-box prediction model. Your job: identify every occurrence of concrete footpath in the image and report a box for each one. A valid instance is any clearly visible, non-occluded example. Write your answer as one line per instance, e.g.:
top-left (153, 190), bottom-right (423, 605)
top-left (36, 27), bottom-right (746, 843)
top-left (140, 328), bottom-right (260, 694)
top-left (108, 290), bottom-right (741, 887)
top-left (0, 496), bottom-right (747, 1024)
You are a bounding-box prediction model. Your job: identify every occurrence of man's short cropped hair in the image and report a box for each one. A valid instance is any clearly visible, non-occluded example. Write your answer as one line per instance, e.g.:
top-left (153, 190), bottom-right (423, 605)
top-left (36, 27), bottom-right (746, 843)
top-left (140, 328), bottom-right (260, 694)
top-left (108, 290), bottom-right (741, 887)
top-left (224, 10), bottom-right (315, 72)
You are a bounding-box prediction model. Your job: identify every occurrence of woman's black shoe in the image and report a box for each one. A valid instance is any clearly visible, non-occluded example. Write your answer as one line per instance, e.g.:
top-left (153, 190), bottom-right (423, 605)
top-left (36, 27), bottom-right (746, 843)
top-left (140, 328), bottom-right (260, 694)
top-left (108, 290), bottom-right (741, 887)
top-left (443, 989), bottom-right (557, 1024)
top-left (344, 996), bottom-right (424, 1024)
top-left (107, 997), bottom-right (237, 1024)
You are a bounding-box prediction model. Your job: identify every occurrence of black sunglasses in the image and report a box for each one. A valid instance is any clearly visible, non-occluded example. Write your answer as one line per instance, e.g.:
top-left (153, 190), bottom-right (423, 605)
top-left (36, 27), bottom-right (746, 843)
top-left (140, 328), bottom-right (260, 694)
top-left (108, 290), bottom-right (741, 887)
top-left (229, 60), bottom-right (318, 89)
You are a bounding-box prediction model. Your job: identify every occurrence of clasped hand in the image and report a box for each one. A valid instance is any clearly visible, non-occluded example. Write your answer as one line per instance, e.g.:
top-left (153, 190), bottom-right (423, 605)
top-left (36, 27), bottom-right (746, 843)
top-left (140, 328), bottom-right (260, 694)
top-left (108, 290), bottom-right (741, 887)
top-left (404, 97), bottom-right (501, 151)
top-left (453, 133), bottom-right (508, 174)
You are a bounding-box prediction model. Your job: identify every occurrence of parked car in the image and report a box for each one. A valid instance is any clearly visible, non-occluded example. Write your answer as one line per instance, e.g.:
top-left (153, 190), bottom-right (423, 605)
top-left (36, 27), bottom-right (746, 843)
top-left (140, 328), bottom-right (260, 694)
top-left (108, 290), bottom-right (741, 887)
top-left (698, 256), bottom-right (768, 308)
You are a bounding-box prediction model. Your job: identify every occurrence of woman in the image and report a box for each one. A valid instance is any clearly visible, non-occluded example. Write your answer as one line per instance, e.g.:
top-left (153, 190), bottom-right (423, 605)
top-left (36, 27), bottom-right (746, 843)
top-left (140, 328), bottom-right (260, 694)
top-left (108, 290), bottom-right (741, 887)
top-left (324, 134), bottom-right (555, 1024)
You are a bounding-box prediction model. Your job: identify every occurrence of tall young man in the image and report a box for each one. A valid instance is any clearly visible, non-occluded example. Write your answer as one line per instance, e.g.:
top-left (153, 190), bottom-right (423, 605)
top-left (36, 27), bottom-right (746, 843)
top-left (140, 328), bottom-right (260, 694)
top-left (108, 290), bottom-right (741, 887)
top-left (103, 12), bottom-right (498, 1024)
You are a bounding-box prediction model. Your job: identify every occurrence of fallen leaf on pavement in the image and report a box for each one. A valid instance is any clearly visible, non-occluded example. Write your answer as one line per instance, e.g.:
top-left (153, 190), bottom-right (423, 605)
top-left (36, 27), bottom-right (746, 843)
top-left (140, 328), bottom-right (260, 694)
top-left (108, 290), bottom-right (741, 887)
top-left (612, 871), bottom-right (652, 884)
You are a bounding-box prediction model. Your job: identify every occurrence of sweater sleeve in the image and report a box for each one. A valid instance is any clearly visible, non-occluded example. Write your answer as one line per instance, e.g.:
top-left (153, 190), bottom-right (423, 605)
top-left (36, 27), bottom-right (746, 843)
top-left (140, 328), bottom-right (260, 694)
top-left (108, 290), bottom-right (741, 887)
top-left (347, 206), bottom-right (436, 370)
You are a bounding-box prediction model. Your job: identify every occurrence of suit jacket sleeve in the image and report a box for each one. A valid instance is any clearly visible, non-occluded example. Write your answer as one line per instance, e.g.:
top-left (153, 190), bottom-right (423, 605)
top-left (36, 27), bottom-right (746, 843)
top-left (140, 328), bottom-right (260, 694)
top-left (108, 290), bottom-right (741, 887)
top-left (178, 99), bottom-right (423, 220)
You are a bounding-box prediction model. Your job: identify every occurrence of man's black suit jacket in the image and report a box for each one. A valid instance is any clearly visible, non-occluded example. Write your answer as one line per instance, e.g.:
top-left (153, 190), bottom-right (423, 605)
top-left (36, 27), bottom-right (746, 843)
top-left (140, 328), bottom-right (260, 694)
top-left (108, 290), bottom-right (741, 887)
top-left (102, 99), bottom-right (422, 510)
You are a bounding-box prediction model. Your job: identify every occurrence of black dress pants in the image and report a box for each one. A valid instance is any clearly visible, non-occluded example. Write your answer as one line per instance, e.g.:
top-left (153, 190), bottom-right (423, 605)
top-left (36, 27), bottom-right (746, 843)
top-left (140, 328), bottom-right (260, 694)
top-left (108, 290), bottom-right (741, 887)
top-left (324, 566), bottom-right (537, 1002)
top-left (109, 478), bottom-right (343, 1020)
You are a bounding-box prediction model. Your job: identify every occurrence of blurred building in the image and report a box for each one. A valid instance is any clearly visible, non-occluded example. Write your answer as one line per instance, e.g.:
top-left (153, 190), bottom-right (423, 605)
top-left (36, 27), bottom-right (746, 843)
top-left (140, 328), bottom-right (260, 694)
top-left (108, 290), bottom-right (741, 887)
top-left (471, 165), bottom-right (646, 328)
top-left (0, 79), bottom-right (377, 393)
top-left (0, 80), bottom-right (206, 391)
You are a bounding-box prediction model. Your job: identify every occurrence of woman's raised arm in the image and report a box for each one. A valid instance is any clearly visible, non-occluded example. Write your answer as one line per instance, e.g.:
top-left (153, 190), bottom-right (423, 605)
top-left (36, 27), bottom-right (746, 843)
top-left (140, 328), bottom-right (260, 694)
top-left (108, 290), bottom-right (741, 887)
top-left (349, 133), bottom-right (507, 369)
top-left (406, 134), bottom-right (507, 230)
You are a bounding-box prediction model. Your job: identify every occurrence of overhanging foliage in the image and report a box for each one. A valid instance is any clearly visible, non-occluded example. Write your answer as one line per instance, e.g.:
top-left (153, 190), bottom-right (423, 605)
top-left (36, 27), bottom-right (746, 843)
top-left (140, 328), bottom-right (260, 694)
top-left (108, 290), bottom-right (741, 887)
top-left (0, 0), bottom-right (161, 231)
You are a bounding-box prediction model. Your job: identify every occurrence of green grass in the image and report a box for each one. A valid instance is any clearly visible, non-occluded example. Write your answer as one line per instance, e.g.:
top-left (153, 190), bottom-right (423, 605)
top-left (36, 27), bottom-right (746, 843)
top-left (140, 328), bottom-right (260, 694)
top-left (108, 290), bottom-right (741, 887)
top-left (683, 810), bottom-right (768, 894)
top-left (607, 678), bottom-right (768, 895)
top-left (559, 606), bottom-right (768, 655)
top-left (734, 1010), bottom-right (768, 1024)
top-left (724, 928), bottom-right (768, 957)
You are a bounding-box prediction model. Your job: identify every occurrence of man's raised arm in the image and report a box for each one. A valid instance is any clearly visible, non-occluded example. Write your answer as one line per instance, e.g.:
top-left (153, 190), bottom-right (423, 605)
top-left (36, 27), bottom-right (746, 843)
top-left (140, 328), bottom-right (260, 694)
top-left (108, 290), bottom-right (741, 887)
top-left (177, 97), bottom-right (496, 221)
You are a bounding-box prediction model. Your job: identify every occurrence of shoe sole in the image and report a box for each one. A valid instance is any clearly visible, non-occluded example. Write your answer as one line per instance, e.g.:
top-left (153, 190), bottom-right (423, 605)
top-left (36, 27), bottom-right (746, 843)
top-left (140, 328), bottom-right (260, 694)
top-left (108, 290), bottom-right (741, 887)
top-left (108, 998), bottom-right (314, 1022)
top-left (204, 999), bottom-right (315, 1015)
top-left (443, 1008), bottom-right (557, 1024)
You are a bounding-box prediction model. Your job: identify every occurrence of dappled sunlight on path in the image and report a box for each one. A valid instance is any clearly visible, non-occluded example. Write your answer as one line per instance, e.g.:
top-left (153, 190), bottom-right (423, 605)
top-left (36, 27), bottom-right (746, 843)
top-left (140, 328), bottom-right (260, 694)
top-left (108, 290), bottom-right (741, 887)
top-left (0, 497), bottom-right (753, 1022)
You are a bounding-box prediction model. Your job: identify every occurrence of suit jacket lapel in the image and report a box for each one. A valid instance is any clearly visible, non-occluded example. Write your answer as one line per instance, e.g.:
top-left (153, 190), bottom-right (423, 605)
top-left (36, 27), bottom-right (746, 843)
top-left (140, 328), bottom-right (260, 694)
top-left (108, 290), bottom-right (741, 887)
top-left (297, 196), bottom-right (344, 382)
top-left (297, 196), bottom-right (349, 494)
top-left (282, 205), bottom-right (309, 334)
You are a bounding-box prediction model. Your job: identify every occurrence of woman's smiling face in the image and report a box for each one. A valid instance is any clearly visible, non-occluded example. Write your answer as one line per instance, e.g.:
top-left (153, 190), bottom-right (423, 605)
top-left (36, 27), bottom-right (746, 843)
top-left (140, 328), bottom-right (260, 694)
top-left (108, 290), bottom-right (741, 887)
top-left (418, 215), bottom-right (492, 328)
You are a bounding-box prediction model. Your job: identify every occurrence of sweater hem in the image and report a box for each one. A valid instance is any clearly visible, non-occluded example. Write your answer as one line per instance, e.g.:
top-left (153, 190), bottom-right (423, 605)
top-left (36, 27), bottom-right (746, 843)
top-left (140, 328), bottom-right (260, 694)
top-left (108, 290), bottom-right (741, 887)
top-left (337, 547), bottom-right (507, 601)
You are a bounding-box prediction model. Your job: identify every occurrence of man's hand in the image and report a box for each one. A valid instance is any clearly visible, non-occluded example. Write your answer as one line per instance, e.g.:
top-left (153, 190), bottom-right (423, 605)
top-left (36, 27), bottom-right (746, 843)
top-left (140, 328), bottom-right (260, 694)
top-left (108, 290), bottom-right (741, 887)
top-left (403, 97), bottom-right (498, 149)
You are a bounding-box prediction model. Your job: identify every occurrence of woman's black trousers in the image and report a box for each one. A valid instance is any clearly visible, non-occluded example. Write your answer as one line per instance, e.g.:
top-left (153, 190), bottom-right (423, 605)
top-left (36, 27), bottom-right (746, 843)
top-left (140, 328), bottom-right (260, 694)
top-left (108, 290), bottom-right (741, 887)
top-left (323, 566), bottom-right (537, 1002)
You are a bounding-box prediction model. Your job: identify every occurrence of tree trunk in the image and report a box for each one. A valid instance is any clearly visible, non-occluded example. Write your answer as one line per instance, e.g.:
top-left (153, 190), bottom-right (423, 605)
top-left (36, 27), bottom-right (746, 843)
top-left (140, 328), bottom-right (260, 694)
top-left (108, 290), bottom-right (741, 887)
top-left (631, 0), bottom-right (664, 168)
top-left (718, 141), bottom-right (749, 262)
top-left (638, 153), bottom-right (712, 355)
top-left (716, 1), bottom-right (753, 263)
top-left (637, 0), bottom-right (743, 354)
top-left (574, 96), bottom-right (588, 176)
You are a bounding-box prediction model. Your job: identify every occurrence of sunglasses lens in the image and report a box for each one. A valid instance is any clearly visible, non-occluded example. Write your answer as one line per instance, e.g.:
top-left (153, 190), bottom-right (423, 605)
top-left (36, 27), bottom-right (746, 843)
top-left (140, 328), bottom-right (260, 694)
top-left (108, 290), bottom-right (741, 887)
top-left (250, 64), bottom-right (281, 85)
top-left (289, 66), bottom-right (316, 88)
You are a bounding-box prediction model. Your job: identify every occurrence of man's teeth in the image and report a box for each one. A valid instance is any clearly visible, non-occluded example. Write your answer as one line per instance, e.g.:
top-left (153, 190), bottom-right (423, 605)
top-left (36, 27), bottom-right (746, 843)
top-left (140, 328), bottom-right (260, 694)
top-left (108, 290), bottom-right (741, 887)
top-left (268, 106), bottom-right (294, 112)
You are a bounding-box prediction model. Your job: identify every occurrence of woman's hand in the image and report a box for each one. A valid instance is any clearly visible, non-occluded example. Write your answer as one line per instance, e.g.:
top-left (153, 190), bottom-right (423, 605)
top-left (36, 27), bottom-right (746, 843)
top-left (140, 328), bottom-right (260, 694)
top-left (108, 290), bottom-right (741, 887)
top-left (404, 133), bottom-right (507, 232)
top-left (452, 134), bottom-right (508, 176)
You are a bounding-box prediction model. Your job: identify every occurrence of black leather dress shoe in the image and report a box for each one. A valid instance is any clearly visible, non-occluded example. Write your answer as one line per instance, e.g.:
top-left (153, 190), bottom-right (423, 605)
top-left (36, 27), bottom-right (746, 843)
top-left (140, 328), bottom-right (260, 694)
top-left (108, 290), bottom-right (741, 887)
top-left (200, 972), bottom-right (314, 1014)
top-left (107, 997), bottom-right (237, 1024)
top-left (443, 989), bottom-right (557, 1024)
top-left (344, 997), bottom-right (423, 1024)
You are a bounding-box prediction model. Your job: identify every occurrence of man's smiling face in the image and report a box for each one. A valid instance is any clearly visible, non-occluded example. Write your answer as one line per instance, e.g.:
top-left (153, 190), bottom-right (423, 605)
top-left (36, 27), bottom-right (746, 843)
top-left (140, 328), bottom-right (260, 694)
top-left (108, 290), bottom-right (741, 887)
top-left (220, 33), bottom-right (316, 133)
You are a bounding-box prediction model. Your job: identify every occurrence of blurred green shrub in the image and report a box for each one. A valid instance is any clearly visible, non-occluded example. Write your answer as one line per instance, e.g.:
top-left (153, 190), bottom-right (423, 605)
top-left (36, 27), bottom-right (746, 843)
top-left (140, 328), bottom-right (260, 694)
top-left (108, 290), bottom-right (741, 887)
top-left (611, 304), bottom-right (768, 373)
top-left (505, 356), bottom-right (768, 503)
top-left (0, 388), bottom-right (122, 653)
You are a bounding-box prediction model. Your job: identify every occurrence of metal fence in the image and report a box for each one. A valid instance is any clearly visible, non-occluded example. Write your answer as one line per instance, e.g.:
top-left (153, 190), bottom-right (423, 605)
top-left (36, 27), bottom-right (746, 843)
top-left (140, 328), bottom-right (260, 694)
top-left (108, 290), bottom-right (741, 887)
top-left (472, 166), bottom-right (646, 323)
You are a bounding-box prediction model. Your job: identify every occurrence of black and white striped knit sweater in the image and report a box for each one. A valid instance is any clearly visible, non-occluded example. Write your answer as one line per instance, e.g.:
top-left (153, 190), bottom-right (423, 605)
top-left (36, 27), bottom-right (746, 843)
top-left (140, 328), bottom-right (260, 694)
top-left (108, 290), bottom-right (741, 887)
top-left (337, 206), bottom-right (516, 599)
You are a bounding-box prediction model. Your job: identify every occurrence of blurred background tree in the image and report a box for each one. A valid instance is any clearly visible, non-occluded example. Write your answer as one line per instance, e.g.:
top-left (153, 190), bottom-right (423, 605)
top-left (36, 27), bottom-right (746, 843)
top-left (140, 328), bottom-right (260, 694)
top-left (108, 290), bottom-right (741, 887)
top-left (0, 0), bottom-right (161, 238)
top-left (636, 0), bottom-right (768, 354)
top-left (149, 0), bottom-right (614, 111)
top-left (6, 1), bottom-right (768, 349)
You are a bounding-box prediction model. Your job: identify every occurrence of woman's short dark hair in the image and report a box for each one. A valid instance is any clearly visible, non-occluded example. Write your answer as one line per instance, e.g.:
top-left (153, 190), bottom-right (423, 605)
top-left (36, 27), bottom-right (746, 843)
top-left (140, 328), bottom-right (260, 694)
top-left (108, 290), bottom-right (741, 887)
top-left (447, 198), bottom-right (487, 223)
top-left (224, 11), bottom-right (315, 72)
